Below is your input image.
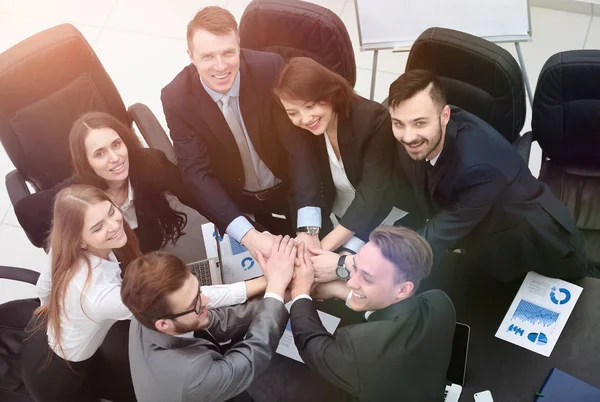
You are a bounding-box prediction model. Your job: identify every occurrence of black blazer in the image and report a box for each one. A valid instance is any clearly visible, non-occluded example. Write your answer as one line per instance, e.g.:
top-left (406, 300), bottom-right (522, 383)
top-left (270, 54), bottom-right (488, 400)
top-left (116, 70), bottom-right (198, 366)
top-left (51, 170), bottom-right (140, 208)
top-left (291, 290), bottom-right (456, 402)
top-left (14, 148), bottom-right (192, 253)
top-left (399, 107), bottom-right (588, 281)
top-left (281, 96), bottom-right (419, 238)
top-left (161, 49), bottom-right (293, 233)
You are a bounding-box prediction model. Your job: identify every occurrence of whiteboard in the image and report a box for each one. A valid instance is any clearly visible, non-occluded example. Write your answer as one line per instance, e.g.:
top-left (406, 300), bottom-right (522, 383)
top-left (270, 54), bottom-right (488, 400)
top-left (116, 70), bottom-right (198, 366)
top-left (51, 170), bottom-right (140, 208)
top-left (354, 0), bottom-right (531, 51)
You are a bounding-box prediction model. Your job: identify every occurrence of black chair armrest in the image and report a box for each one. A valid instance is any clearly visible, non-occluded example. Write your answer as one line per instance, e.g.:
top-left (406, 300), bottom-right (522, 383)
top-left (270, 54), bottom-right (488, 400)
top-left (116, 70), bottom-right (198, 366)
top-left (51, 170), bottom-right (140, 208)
top-left (128, 103), bottom-right (176, 164)
top-left (0, 266), bottom-right (40, 285)
top-left (5, 169), bottom-right (31, 207)
top-left (513, 130), bottom-right (534, 164)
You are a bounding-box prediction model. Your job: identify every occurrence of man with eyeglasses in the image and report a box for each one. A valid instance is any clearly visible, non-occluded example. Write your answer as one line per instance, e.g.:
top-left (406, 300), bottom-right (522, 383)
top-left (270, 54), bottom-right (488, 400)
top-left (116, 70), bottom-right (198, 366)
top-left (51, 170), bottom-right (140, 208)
top-left (120, 236), bottom-right (296, 402)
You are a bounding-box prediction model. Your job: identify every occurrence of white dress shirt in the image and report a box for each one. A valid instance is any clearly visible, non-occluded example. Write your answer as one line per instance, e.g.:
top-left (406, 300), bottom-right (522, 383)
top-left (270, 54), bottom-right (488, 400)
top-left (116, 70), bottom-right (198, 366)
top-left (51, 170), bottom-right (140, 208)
top-left (37, 251), bottom-right (131, 362)
top-left (37, 251), bottom-right (249, 361)
top-left (119, 180), bottom-right (138, 229)
top-left (200, 74), bottom-right (281, 242)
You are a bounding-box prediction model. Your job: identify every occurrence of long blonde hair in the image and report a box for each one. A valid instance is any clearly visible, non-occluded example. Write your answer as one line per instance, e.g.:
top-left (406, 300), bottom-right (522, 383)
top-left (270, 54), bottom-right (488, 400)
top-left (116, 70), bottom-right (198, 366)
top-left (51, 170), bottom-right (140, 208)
top-left (33, 184), bottom-right (141, 359)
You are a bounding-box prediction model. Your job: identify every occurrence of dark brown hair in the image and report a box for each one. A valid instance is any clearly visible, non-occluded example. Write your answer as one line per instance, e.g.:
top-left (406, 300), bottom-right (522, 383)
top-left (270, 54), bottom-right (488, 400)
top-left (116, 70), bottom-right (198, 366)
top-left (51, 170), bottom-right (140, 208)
top-left (187, 6), bottom-right (238, 50)
top-left (34, 185), bottom-right (142, 361)
top-left (369, 226), bottom-right (433, 290)
top-left (274, 57), bottom-right (358, 118)
top-left (388, 69), bottom-right (447, 110)
top-left (121, 252), bottom-right (191, 330)
top-left (69, 112), bottom-right (186, 249)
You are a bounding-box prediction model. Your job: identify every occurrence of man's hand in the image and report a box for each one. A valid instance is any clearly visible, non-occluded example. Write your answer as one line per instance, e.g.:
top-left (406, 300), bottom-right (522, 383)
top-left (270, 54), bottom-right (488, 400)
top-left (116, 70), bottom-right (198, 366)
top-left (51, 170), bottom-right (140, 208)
top-left (290, 242), bottom-right (315, 299)
top-left (309, 248), bottom-right (340, 283)
top-left (256, 235), bottom-right (296, 299)
top-left (295, 232), bottom-right (321, 251)
top-left (241, 229), bottom-right (276, 260)
top-left (312, 280), bottom-right (351, 301)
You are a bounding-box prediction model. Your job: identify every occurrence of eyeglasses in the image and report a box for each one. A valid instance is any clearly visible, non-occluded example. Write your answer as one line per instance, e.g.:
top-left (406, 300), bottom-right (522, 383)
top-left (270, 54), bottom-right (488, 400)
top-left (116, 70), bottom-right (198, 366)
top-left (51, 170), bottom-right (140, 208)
top-left (158, 284), bottom-right (202, 320)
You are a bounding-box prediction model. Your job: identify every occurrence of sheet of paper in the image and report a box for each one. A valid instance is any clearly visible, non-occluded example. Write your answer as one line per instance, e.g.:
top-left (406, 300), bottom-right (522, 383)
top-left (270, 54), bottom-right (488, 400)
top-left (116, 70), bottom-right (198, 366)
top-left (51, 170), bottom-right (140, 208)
top-left (201, 222), bottom-right (264, 283)
top-left (276, 301), bottom-right (341, 363)
top-left (495, 271), bottom-right (582, 357)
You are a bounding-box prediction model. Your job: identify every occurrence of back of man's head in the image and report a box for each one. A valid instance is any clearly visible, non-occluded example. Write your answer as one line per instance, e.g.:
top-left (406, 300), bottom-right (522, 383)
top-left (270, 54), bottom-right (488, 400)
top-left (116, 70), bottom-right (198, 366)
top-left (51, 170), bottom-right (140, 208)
top-left (121, 252), bottom-right (190, 330)
top-left (369, 226), bottom-right (433, 292)
top-left (187, 6), bottom-right (238, 50)
top-left (388, 69), bottom-right (447, 111)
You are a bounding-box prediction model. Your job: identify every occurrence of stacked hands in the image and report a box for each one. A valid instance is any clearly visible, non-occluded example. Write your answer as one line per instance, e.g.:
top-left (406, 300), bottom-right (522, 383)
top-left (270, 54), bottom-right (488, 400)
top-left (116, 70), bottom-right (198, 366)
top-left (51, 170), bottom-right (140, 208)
top-left (254, 235), bottom-right (351, 302)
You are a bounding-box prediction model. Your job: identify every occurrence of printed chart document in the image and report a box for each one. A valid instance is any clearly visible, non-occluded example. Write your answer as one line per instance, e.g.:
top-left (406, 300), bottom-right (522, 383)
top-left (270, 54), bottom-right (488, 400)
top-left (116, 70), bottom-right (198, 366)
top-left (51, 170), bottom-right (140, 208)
top-left (201, 222), bottom-right (264, 283)
top-left (277, 301), bottom-right (341, 363)
top-left (495, 271), bottom-right (582, 357)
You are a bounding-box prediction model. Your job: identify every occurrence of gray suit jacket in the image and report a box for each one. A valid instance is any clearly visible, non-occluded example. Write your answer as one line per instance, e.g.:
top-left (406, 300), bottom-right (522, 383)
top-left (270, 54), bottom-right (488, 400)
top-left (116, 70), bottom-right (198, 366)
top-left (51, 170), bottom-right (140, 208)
top-left (129, 298), bottom-right (288, 402)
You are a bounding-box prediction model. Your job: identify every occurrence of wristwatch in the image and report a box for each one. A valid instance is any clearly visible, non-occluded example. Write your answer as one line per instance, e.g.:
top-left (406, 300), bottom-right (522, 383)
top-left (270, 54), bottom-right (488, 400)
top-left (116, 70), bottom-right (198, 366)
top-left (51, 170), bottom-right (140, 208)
top-left (297, 226), bottom-right (320, 236)
top-left (336, 255), bottom-right (350, 281)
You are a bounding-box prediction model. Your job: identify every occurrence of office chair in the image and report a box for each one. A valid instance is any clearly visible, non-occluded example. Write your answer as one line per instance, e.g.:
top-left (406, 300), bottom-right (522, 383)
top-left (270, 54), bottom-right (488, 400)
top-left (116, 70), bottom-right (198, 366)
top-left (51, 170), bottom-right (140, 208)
top-left (239, 0), bottom-right (356, 86)
top-left (0, 23), bottom-right (174, 246)
top-left (385, 27), bottom-right (526, 146)
top-left (0, 266), bottom-right (39, 402)
top-left (517, 50), bottom-right (600, 264)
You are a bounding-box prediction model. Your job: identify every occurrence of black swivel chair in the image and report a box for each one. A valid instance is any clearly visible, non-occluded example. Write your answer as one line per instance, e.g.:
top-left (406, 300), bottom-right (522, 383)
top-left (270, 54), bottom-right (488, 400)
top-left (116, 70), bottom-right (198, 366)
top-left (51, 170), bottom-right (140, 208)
top-left (0, 267), bottom-right (39, 402)
top-left (387, 27), bottom-right (526, 145)
top-left (0, 23), bottom-right (174, 235)
top-left (239, 0), bottom-right (356, 86)
top-left (518, 50), bottom-right (600, 264)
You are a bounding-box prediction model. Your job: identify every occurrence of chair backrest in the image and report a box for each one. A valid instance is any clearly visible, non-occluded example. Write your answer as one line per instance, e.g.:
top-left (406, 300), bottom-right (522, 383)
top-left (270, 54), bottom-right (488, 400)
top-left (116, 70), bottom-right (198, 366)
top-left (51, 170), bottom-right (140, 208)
top-left (532, 50), bottom-right (600, 167)
top-left (0, 24), bottom-right (130, 191)
top-left (239, 0), bottom-right (356, 86)
top-left (406, 27), bottom-right (526, 143)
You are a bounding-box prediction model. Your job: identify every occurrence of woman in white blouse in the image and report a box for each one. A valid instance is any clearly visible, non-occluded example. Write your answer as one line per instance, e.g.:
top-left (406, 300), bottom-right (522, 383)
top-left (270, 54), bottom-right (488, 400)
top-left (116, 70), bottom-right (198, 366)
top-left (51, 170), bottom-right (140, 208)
top-left (275, 57), bottom-right (423, 255)
top-left (21, 184), bottom-right (265, 402)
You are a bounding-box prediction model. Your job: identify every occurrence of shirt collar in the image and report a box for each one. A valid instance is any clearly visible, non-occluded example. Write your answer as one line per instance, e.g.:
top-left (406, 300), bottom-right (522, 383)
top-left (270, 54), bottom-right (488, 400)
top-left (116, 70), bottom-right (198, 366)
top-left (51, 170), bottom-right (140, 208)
top-left (120, 180), bottom-right (134, 209)
top-left (200, 72), bottom-right (241, 103)
top-left (427, 149), bottom-right (442, 166)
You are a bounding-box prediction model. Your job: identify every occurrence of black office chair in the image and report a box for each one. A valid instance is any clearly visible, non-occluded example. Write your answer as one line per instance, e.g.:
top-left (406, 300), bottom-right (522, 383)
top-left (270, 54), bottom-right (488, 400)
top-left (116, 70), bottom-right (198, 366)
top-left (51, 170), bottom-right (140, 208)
top-left (0, 267), bottom-right (39, 402)
top-left (0, 24), bottom-right (174, 233)
top-left (386, 27), bottom-right (526, 145)
top-left (239, 0), bottom-right (356, 86)
top-left (517, 50), bottom-right (600, 264)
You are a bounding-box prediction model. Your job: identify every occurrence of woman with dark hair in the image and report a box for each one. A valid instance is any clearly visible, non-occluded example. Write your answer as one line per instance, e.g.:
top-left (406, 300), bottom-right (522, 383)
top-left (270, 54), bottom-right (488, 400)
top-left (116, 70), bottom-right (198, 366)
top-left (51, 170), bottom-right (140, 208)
top-left (16, 111), bottom-right (190, 253)
top-left (274, 57), bottom-right (423, 257)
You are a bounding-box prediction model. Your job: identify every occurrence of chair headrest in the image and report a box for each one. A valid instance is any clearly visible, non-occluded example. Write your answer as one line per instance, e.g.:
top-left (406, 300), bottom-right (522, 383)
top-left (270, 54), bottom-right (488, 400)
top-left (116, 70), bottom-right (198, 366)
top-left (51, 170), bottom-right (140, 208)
top-left (406, 27), bottom-right (526, 143)
top-left (533, 50), bottom-right (600, 165)
top-left (0, 24), bottom-right (130, 190)
top-left (239, 0), bottom-right (356, 87)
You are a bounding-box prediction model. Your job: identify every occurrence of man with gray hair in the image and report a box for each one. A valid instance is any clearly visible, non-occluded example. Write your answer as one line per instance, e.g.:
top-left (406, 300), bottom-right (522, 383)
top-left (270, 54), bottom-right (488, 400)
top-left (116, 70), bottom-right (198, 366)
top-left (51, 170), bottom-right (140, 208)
top-left (289, 226), bottom-right (456, 401)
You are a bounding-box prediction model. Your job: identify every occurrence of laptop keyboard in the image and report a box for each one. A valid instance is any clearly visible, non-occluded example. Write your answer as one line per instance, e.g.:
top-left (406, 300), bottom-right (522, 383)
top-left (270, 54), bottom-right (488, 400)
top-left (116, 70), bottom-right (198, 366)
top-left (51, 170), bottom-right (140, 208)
top-left (188, 260), bottom-right (213, 286)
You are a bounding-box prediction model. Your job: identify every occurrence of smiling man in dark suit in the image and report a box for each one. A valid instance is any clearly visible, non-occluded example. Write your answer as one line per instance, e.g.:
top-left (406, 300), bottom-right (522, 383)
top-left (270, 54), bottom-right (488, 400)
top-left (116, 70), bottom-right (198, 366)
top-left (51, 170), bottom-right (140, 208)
top-left (388, 69), bottom-right (589, 282)
top-left (288, 226), bottom-right (456, 402)
top-left (162, 7), bottom-right (295, 259)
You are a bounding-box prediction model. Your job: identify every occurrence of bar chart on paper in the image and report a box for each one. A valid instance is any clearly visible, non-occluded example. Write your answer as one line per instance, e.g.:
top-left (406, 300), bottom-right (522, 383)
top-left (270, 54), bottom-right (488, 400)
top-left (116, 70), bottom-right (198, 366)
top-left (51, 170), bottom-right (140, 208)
top-left (496, 272), bottom-right (582, 357)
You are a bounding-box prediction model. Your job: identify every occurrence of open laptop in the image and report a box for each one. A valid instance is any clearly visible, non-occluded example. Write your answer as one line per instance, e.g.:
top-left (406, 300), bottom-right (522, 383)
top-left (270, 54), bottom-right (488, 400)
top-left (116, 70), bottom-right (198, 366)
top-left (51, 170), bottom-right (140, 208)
top-left (444, 322), bottom-right (471, 401)
top-left (187, 226), bottom-right (225, 286)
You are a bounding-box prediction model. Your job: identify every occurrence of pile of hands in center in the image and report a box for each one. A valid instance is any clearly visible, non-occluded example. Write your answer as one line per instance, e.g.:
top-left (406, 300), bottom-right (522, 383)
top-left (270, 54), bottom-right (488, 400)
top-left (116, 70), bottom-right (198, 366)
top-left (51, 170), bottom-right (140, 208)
top-left (255, 235), bottom-right (349, 302)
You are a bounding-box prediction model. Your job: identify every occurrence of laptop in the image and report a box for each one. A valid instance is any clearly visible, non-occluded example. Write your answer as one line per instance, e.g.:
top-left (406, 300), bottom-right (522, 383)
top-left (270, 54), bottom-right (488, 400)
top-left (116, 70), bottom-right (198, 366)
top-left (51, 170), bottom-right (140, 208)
top-left (444, 322), bottom-right (471, 402)
top-left (187, 225), bottom-right (225, 286)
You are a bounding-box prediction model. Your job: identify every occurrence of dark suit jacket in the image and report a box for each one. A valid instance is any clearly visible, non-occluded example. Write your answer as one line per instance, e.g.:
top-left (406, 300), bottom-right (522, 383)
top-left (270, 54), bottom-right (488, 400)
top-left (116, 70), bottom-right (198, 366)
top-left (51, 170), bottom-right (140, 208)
top-left (281, 96), bottom-right (420, 239)
top-left (14, 148), bottom-right (191, 253)
top-left (291, 290), bottom-right (455, 402)
top-left (129, 298), bottom-right (288, 402)
top-left (398, 106), bottom-right (588, 281)
top-left (161, 49), bottom-right (293, 233)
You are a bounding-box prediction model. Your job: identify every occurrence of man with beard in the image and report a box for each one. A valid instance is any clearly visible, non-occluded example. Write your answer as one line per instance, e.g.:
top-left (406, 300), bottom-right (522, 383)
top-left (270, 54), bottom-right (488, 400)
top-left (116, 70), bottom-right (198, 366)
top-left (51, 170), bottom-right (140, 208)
top-left (120, 236), bottom-right (295, 402)
top-left (388, 70), bottom-right (589, 282)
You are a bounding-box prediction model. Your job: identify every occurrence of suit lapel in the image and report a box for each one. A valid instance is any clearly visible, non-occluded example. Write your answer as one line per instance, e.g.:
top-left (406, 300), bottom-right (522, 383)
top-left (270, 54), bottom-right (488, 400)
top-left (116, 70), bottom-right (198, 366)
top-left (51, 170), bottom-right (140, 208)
top-left (238, 52), bottom-right (264, 157)
top-left (189, 66), bottom-right (238, 153)
top-left (338, 112), bottom-right (360, 186)
top-left (427, 120), bottom-right (457, 202)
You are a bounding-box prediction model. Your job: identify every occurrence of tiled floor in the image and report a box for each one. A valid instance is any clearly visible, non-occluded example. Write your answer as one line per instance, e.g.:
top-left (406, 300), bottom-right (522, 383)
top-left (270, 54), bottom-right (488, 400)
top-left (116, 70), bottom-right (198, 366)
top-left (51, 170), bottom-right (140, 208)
top-left (0, 1), bottom-right (598, 304)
